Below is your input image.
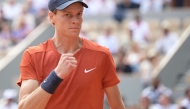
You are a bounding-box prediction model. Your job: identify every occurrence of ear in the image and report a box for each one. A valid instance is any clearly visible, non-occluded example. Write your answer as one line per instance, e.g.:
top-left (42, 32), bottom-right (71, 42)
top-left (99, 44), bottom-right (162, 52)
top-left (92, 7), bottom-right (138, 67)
top-left (48, 11), bottom-right (55, 25)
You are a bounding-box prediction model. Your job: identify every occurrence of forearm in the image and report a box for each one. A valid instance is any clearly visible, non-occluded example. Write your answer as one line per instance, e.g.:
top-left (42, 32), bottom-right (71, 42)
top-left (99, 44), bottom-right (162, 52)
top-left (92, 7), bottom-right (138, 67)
top-left (109, 99), bottom-right (126, 109)
top-left (110, 105), bottom-right (126, 109)
top-left (18, 87), bottom-right (51, 109)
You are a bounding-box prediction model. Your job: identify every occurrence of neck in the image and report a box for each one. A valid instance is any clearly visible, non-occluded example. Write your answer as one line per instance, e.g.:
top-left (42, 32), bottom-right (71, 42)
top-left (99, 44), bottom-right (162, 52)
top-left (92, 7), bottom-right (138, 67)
top-left (52, 34), bottom-right (82, 54)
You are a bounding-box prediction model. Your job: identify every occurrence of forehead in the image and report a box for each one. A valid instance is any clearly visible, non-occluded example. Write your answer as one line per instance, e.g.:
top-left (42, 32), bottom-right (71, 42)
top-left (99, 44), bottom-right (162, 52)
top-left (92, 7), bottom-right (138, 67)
top-left (62, 2), bottom-right (84, 12)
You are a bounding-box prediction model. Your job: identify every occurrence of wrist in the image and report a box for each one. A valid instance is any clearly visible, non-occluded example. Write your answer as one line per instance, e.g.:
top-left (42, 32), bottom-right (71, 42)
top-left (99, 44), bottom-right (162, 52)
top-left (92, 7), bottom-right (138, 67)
top-left (41, 70), bottom-right (63, 94)
top-left (54, 68), bottom-right (67, 79)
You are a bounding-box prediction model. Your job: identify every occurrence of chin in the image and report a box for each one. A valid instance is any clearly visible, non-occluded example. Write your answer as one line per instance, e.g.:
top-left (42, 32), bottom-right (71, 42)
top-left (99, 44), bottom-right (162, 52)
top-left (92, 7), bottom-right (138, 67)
top-left (69, 33), bottom-right (80, 37)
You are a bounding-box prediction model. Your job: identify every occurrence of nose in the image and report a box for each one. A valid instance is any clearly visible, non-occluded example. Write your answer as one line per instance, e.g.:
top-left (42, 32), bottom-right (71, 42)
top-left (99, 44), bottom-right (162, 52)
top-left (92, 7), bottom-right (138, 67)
top-left (72, 16), bottom-right (79, 24)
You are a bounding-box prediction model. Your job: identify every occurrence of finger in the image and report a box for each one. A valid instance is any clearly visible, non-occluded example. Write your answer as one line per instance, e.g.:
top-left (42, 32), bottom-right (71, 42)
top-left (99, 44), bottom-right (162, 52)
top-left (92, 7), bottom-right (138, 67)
top-left (66, 57), bottom-right (76, 61)
top-left (60, 56), bottom-right (76, 62)
top-left (69, 60), bottom-right (77, 65)
top-left (69, 63), bottom-right (77, 69)
top-left (61, 53), bottom-right (73, 57)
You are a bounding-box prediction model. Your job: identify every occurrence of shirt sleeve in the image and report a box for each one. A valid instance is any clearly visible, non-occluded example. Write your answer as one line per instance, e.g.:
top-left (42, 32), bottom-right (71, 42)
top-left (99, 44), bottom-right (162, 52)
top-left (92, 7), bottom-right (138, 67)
top-left (102, 50), bottom-right (120, 88)
top-left (17, 50), bottom-right (38, 86)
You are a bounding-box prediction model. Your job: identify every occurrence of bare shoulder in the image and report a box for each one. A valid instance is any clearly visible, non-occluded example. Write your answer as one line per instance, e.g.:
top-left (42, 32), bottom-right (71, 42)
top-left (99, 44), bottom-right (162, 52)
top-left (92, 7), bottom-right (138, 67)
top-left (19, 79), bottom-right (39, 101)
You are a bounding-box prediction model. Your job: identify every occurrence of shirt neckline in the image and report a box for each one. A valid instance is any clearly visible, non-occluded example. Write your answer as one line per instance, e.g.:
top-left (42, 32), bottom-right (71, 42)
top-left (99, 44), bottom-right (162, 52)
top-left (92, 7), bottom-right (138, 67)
top-left (49, 37), bottom-right (85, 57)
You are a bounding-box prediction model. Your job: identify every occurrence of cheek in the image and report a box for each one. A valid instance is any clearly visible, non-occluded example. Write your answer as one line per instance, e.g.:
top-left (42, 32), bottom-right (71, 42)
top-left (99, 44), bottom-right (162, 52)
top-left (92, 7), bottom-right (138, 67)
top-left (55, 23), bottom-right (68, 34)
top-left (78, 18), bottom-right (83, 27)
top-left (57, 19), bottom-right (70, 29)
top-left (80, 17), bottom-right (83, 24)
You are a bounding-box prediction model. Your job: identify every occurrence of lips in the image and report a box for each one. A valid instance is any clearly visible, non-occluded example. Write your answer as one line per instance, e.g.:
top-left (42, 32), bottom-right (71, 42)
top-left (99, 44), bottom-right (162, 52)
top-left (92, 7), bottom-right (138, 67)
top-left (69, 28), bottom-right (80, 31)
top-left (70, 28), bottom-right (79, 29)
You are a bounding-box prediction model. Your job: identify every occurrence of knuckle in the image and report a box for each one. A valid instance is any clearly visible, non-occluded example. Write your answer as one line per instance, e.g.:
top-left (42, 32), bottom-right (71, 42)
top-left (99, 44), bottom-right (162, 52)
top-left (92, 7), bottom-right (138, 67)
top-left (61, 54), bottom-right (66, 57)
top-left (63, 57), bottom-right (68, 61)
top-left (69, 63), bottom-right (72, 67)
top-left (66, 60), bottom-right (70, 64)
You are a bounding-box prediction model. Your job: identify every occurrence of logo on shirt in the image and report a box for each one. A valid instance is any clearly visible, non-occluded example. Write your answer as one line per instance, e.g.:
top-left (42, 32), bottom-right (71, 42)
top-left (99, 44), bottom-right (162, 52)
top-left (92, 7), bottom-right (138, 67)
top-left (43, 77), bottom-right (48, 83)
top-left (84, 68), bottom-right (96, 73)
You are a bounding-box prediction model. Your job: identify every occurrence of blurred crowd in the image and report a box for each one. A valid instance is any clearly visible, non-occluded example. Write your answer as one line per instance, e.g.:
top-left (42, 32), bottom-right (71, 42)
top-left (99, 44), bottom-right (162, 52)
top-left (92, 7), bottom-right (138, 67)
top-left (0, 89), bottom-right (18, 109)
top-left (83, 0), bottom-right (190, 22)
top-left (130, 77), bottom-right (190, 109)
top-left (0, 0), bottom-right (190, 58)
top-left (83, 13), bottom-right (182, 87)
top-left (0, 0), bottom-right (190, 109)
top-left (97, 14), bottom-right (188, 108)
top-left (1, 86), bottom-right (190, 109)
top-left (103, 78), bottom-right (190, 109)
top-left (0, 0), bottom-right (189, 57)
top-left (0, 0), bottom-right (48, 58)
top-left (82, 0), bottom-right (190, 108)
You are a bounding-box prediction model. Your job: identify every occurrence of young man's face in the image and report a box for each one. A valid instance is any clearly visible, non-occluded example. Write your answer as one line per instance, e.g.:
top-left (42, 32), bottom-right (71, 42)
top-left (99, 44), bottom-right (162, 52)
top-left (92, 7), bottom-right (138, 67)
top-left (50, 2), bottom-right (84, 37)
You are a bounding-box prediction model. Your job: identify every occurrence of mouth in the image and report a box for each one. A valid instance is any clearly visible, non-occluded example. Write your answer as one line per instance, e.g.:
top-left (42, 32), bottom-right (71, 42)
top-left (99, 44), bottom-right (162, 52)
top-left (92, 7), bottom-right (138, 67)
top-left (70, 28), bottom-right (80, 30)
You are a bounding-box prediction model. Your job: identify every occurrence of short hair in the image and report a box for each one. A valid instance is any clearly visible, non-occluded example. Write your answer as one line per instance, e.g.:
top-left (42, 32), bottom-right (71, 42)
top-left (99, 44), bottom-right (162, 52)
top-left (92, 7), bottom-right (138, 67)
top-left (53, 9), bottom-right (57, 14)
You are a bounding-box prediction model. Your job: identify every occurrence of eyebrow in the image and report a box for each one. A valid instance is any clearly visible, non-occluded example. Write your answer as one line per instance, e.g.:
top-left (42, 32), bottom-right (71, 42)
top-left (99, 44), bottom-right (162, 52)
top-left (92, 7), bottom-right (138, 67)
top-left (62, 10), bottom-right (83, 13)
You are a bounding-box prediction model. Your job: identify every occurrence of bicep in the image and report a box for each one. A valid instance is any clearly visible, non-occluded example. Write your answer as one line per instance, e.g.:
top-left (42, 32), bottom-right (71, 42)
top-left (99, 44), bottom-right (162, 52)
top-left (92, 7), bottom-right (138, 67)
top-left (19, 79), bottom-right (39, 102)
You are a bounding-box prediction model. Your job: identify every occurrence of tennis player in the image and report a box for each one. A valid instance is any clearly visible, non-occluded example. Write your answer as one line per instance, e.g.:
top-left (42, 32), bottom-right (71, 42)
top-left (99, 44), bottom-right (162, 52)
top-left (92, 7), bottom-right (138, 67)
top-left (17, 0), bottom-right (126, 109)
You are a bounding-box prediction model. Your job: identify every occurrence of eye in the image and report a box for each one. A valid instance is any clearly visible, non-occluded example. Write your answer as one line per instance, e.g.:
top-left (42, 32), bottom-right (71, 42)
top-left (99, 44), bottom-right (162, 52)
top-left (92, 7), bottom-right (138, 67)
top-left (78, 13), bottom-right (82, 16)
top-left (65, 14), bottom-right (71, 17)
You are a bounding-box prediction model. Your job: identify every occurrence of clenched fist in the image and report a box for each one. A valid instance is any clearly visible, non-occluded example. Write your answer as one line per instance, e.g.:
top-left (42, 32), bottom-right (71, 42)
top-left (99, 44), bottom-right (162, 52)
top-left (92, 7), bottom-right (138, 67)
top-left (54, 53), bottom-right (77, 79)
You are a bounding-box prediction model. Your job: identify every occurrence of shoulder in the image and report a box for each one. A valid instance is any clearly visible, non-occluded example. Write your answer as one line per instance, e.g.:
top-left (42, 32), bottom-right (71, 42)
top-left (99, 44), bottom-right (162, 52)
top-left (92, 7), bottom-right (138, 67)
top-left (169, 32), bottom-right (179, 38)
top-left (20, 39), bottom-right (52, 66)
top-left (159, 85), bottom-right (172, 95)
top-left (83, 38), bottom-right (110, 55)
top-left (142, 86), bottom-right (152, 96)
top-left (24, 39), bottom-right (50, 55)
top-left (180, 98), bottom-right (189, 106)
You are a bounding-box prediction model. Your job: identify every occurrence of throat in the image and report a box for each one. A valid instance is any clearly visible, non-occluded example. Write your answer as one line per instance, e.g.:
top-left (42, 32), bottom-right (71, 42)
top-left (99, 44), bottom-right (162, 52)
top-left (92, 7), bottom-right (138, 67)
top-left (52, 37), bottom-right (82, 54)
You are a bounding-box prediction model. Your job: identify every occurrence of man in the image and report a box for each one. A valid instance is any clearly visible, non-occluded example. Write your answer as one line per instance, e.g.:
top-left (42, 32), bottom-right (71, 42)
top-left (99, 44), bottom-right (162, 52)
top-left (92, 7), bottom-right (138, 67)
top-left (151, 94), bottom-right (178, 109)
top-left (0, 89), bottom-right (18, 109)
top-left (155, 20), bottom-right (178, 55)
top-left (180, 87), bottom-right (190, 109)
top-left (142, 77), bottom-right (172, 104)
top-left (113, 0), bottom-right (139, 23)
top-left (17, 0), bottom-right (125, 109)
top-left (138, 96), bottom-right (151, 109)
top-left (97, 27), bottom-right (119, 55)
top-left (2, 0), bottom-right (22, 21)
top-left (128, 14), bottom-right (151, 49)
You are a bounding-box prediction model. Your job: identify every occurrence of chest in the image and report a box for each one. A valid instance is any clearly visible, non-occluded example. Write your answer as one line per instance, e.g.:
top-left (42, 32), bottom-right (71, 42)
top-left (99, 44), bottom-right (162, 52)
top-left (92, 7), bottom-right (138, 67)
top-left (41, 51), bottom-right (106, 86)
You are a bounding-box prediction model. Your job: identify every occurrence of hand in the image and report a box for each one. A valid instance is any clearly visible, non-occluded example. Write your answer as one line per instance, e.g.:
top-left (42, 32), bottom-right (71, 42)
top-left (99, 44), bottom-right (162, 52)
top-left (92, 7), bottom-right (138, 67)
top-left (54, 53), bottom-right (77, 79)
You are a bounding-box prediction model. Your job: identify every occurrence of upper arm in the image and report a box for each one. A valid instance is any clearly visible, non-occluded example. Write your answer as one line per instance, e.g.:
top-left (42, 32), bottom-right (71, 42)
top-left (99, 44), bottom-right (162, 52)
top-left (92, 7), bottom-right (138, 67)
top-left (18, 50), bottom-right (40, 102)
top-left (19, 79), bottom-right (39, 102)
top-left (102, 52), bottom-right (120, 88)
top-left (104, 85), bottom-right (125, 109)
